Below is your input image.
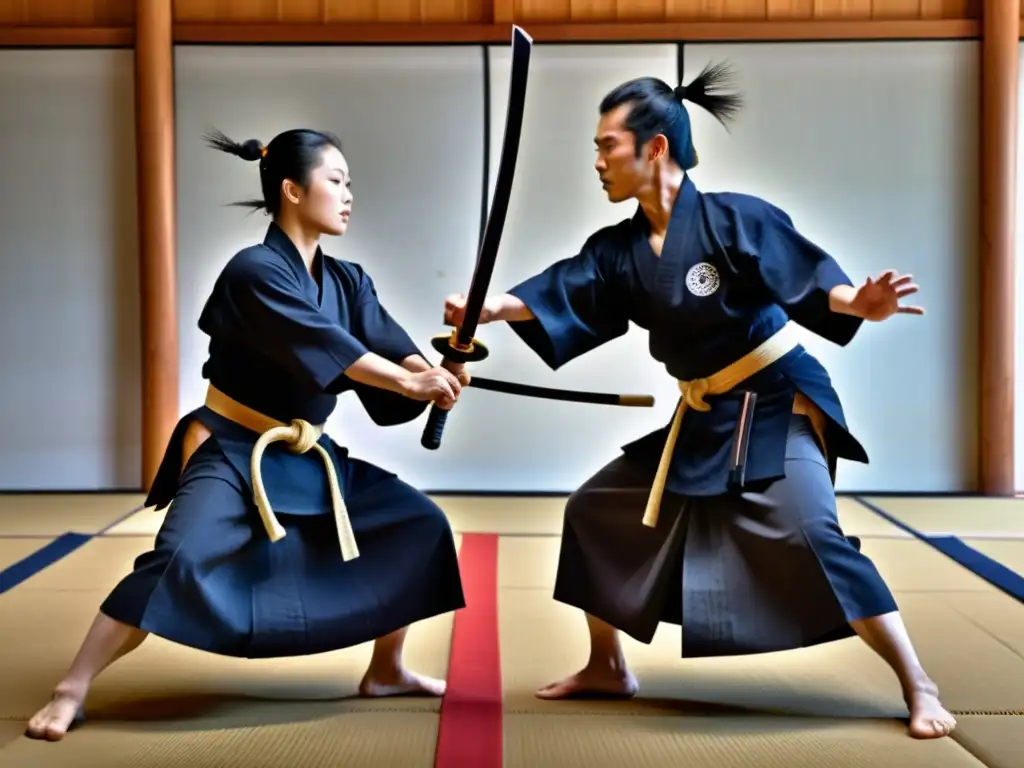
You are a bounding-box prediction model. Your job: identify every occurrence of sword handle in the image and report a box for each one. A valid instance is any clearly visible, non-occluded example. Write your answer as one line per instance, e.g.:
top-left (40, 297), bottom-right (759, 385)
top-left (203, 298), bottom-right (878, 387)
top-left (421, 403), bottom-right (450, 450)
top-left (419, 332), bottom-right (488, 451)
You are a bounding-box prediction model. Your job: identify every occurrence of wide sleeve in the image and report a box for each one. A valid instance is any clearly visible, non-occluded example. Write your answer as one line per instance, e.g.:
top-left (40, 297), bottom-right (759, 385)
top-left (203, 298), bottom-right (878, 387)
top-left (205, 252), bottom-right (371, 391)
top-left (741, 204), bottom-right (863, 347)
top-left (348, 267), bottom-right (430, 426)
top-left (505, 232), bottom-right (630, 369)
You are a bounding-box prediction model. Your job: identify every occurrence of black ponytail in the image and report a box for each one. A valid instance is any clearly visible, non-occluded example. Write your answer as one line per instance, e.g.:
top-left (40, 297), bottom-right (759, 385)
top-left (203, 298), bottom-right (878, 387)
top-left (673, 61), bottom-right (744, 129)
top-left (600, 62), bottom-right (744, 169)
top-left (204, 128), bottom-right (264, 162)
top-left (204, 126), bottom-right (344, 217)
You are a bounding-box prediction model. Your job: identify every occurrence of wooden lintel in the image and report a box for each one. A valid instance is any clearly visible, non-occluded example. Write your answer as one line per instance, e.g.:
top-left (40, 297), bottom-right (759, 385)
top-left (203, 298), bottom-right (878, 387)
top-left (171, 19), bottom-right (978, 45)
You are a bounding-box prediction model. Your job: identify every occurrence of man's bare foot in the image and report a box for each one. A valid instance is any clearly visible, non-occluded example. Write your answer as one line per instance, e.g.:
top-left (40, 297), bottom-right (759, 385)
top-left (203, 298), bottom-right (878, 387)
top-left (358, 667), bottom-right (446, 698)
top-left (25, 683), bottom-right (86, 741)
top-left (535, 665), bottom-right (639, 700)
top-left (905, 680), bottom-right (956, 739)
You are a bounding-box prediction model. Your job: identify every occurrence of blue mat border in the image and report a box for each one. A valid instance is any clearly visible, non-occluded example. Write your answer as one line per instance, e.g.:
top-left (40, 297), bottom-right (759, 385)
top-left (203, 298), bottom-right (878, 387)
top-left (3, 497), bottom-right (1021, 603)
top-left (853, 496), bottom-right (1024, 604)
top-left (0, 504), bottom-right (144, 595)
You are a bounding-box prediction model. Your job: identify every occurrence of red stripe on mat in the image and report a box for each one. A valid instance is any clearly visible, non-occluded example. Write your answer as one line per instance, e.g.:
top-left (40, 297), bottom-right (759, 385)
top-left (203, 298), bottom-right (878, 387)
top-left (434, 533), bottom-right (502, 768)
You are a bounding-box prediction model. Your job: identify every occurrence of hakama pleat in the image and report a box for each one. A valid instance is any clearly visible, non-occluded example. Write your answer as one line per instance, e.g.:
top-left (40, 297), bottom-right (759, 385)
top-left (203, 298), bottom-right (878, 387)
top-left (101, 435), bottom-right (465, 659)
top-left (552, 415), bottom-right (897, 657)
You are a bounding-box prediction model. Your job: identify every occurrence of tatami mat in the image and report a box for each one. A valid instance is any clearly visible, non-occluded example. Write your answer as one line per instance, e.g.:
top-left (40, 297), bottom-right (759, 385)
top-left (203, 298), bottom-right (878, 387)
top-left (0, 723), bottom-right (24, 752)
top-left (101, 505), bottom-right (162, 535)
top-left (2, 493), bottom-right (1022, 767)
top-left (503, 714), bottom-right (986, 768)
top-left (0, 539), bottom-right (51, 571)
top-left (496, 526), bottom-right (1024, 768)
top-left (859, 497), bottom-right (1024, 537)
top-left (498, 586), bottom-right (1024, 718)
top-left (950, 716), bottom-right (1024, 768)
top-left (960, 539), bottom-right (1024, 574)
top-left (0, 712), bottom-right (441, 768)
top-left (857, 538), bottom-right (999, 592)
top-left (836, 497), bottom-right (912, 537)
top-left (0, 494), bottom-right (144, 535)
top-left (9, 536), bottom-right (158, 591)
top-left (935, 588), bottom-right (1024, 659)
top-left (0, 588), bottom-right (454, 723)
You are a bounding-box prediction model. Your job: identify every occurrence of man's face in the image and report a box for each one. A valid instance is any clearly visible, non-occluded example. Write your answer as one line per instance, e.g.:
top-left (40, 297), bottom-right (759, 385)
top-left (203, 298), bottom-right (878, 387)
top-left (593, 104), bottom-right (653, 204)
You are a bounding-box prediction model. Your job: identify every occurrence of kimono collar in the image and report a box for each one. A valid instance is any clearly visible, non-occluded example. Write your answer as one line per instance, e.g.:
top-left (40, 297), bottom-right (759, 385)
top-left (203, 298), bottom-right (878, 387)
top-left (631, 174), bottom-right (700, 232)
top-left (263, 221), bottom-right (325, 287)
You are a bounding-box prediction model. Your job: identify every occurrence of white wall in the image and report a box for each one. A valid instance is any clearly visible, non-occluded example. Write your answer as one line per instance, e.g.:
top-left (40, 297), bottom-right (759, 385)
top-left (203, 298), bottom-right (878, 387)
top-left (0, 41), bottom-right (982, 494)
top-left (173, 45), bottom-right (486, 476)
top-left (683, 41), bottom-right (980, 493)
top-left (479, 41), bottom-right (978, 493)
top-left (0, 49), bottom-right (140, 490)
top-left (169, 41), bottom-right (980, 493)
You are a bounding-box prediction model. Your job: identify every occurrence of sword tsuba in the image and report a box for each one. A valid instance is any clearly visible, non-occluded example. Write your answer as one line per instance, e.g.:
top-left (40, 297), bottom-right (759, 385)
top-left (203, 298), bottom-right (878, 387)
top-left (430, 329), bottom-right (490, 364)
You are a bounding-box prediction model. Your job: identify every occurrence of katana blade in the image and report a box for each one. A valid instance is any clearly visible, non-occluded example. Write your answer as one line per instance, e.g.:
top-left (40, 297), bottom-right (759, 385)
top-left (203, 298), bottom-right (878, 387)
top-left (421, 25), bottom-right (533, 450)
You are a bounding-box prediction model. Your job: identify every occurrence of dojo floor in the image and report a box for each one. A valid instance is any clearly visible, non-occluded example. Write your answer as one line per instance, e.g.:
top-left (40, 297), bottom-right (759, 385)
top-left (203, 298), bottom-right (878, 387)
top-left (0, 493), bottom-right (1022, 767)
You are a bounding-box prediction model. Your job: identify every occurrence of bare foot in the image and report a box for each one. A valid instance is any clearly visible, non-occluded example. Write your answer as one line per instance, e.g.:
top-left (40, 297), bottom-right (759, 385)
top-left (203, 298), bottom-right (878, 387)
top-left (358, 667), bottom-right (446, 698)
top-left (535, 665), bottom-right (638, 700)
top-left (25, 684), bottom-right (86, 741)
top-left (905, 680), bottom-right (956, 739)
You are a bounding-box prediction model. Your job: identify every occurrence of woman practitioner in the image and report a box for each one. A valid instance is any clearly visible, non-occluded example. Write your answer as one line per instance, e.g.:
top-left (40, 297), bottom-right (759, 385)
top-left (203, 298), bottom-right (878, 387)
top-left (28, 127), bottom-right (467, 740)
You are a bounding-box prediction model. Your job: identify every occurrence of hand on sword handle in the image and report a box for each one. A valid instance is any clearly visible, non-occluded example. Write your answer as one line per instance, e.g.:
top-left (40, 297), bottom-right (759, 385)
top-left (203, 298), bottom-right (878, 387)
top-left (419, 330), bottom-right (487, 450)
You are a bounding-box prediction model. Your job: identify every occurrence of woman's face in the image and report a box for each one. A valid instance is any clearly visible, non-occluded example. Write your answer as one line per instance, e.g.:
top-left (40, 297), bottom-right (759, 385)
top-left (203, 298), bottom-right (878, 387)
top-left (286, 144), bottom-right (353, 237)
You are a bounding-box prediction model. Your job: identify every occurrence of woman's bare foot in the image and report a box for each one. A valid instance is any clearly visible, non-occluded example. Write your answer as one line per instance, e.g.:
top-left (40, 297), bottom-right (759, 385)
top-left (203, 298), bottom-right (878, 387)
top-left (25, 683), bottom-right (87, 741)
top-left (358, 667), bottom-right (446, 698)
top-left (905, 680), bottom-right (956, 739)
top-left (535, 664), bottom-right (638, 700)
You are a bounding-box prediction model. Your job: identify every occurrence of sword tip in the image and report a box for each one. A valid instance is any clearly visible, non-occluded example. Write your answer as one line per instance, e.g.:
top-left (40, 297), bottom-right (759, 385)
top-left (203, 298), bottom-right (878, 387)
top-left (512, 25), bottom-right (533, 43)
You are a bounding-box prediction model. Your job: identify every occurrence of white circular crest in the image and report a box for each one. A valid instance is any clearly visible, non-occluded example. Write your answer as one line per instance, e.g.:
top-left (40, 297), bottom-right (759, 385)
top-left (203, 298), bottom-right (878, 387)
top-left (685, 262), bottom-right (720, 297)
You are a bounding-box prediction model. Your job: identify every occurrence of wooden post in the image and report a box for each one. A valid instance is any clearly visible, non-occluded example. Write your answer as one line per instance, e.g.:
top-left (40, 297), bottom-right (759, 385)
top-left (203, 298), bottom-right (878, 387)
top-left (135, 0), bottom-right (178, 492)
top-left (979, 0), bottom-right (1019, 495)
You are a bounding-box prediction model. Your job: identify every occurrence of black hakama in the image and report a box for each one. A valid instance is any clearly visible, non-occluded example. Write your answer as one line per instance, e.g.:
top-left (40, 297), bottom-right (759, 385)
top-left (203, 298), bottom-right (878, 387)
top-left (100, 223), bottom-right (465, 658)
top-left (551, 415), bottom-right (896, 657)
top-left (503, 176), bottom-right (899, 657)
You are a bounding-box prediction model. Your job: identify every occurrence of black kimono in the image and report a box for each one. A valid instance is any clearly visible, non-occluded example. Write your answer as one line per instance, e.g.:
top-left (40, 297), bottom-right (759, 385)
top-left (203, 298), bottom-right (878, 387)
top-left (506, 176), bottom-right (897, 657)
top-left (100, 223), bottom-right (465, 659)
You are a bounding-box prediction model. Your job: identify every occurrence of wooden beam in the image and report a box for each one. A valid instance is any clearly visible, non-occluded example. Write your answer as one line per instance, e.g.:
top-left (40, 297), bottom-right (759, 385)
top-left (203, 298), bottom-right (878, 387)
top-left (0, 26), bottom-right (133, 46)
top-left (0, 18), bottom-right (982, 47)
top-left (135, 0), bottom-right (178, 492)
top-left (172, 19), bottom-right (977, 45)
top-left (492, 0), bottom-right (515, 25)
top-left (979, 0), bottom-right (1019, 495)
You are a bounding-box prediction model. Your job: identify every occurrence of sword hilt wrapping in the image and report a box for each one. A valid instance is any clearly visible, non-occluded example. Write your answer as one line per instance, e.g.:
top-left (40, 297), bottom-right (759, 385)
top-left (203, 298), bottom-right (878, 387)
top-left (421, 403), bottom-right (449, 450)
top-left (419, 330), bottom-right (490, 451)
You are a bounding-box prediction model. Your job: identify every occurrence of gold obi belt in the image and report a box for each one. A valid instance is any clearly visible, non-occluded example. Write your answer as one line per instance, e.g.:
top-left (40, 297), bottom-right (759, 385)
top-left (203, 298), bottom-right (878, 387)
top-left (204, 384), bottom-right (359, 562)
top-left (642, 321), bottom-right (825, 527)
